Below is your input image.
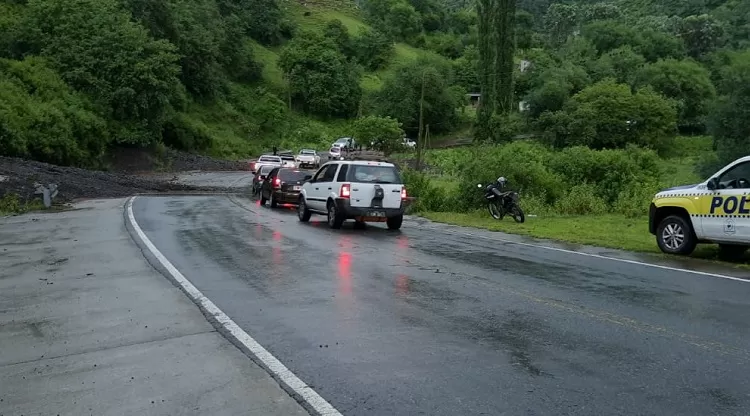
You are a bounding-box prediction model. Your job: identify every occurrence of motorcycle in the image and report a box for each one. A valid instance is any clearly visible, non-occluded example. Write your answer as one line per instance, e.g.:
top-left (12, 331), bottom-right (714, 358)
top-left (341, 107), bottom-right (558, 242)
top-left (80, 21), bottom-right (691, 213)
top-left (477, 177), bottom-right (525, 223)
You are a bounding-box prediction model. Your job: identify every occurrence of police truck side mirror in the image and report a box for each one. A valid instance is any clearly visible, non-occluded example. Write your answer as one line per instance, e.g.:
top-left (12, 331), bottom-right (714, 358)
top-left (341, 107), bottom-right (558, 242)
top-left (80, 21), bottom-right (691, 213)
top-left (707, 177), bottom-right (719, 190)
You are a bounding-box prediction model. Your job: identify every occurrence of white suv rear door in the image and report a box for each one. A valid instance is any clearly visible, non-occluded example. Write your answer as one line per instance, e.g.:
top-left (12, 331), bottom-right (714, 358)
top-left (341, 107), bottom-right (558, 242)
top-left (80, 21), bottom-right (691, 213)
top-left (346, 164), bottom-right (403, 209)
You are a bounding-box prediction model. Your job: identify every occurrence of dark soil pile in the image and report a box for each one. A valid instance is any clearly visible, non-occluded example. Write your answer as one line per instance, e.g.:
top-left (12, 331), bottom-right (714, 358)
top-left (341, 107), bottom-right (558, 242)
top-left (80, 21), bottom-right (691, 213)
top-left (107, 148), bottom-right (248, 173)
top-left (0, 156), bottom-right (233, 203)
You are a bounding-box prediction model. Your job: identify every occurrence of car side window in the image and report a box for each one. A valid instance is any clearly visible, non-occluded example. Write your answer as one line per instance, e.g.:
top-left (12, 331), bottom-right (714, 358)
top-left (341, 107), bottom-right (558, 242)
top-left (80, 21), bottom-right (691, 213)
top-left (336, 164), bottom-right (349, 182)
top-left (268, 168), bottom-right (279, 179)
top-left (719, 162), bottom-right (750, 189)
top-left (320, 164), bottom-right (338, 182)
top-left (311, 165), bottom-right (328, 182)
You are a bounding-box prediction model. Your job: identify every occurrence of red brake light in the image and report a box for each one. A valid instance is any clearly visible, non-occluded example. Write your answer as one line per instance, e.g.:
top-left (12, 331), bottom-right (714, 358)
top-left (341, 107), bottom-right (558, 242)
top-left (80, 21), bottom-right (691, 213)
top-left (274, 177), bottom-right (281, 188)
top-left (340, 183), bottom-right (351, 198)
top-left (401, 187), bottom-right (407, 199)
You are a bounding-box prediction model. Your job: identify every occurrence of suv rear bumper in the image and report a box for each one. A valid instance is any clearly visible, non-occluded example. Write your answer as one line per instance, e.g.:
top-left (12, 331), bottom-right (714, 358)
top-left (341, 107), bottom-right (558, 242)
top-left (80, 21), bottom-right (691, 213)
top-left (334, 198), bottom-right (404, 219)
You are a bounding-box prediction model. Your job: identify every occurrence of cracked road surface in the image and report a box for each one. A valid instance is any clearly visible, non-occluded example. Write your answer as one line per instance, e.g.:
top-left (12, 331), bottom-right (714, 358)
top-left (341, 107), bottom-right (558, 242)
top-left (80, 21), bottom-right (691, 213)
top-left (132, 194), bottom-right (750, 415)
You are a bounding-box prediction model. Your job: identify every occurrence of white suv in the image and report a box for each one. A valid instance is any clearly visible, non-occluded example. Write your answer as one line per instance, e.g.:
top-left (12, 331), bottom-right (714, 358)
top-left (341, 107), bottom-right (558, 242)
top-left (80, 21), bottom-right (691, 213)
top-left (297, 160), bottom-right (407, 229)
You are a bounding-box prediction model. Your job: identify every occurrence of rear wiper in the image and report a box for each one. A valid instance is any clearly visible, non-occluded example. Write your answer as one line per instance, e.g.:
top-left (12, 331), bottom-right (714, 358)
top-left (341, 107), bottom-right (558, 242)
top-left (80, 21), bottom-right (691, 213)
top-left (372, 180), bottom-right (394, 184)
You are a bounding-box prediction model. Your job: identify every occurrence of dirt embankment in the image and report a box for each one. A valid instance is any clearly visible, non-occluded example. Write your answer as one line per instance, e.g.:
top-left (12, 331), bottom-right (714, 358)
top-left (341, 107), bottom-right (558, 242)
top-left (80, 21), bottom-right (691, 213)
top-left (0, 149), bottom-right (247, 203)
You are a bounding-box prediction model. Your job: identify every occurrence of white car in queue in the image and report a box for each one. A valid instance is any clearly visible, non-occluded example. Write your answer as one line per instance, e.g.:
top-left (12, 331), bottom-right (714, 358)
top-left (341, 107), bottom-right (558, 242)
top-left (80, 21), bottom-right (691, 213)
top-left (297, 160), bottom-right (407, 230)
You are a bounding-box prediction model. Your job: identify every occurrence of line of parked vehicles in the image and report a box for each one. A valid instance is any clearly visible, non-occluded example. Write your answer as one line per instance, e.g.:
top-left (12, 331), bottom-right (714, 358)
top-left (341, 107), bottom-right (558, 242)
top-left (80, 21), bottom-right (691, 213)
top-left (247, 136), bottom-right (530, 231)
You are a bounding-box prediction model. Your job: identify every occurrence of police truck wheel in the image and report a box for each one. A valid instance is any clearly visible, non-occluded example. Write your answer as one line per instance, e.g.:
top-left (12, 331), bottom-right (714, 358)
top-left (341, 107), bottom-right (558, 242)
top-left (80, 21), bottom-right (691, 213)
top-left (656, 215), bottom-right (697, 255)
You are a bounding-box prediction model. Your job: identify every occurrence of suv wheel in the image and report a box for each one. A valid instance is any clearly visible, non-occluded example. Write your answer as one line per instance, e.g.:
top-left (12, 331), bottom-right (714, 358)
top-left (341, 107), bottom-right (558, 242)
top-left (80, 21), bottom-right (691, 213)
top-left (387, 215), bottom-right (403, 230)
top-left (327, 200), bottom-right (345, 229)
top-left (298, 197), bottom-right (311, 222)
top-left (656, 215), bottom-right (696, 255)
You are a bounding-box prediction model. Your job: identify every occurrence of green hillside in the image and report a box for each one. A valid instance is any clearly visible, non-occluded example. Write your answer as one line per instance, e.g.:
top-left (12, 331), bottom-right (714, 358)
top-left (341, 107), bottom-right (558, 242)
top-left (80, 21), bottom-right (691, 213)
top-left (0, 0), bottom-right (748, 172)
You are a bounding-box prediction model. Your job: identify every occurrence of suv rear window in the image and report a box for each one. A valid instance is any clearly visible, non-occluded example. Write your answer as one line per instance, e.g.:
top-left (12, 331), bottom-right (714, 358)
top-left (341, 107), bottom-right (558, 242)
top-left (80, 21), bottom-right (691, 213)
top-left (330, 147), bottom-right (340, 153)
top-left (258, 165), bottom-right (274, 175)
top-left (280, 155), bottom-right (295, 161)
top-left (279, 169), bottom-right (308, 182)
top-left (259, 156), bottom-right (280, 162)
top-left (347, 165), bottom-right (402, 184)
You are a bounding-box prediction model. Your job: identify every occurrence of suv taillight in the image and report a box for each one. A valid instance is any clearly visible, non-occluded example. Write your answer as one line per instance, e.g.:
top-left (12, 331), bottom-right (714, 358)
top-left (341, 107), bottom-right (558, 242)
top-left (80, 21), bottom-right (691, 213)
top-left (401, 187), bottom-right (407, 199)
top-left (274, 178), bottom-right (281, 188)
top-left (340, 183), bottom-right (351, 198)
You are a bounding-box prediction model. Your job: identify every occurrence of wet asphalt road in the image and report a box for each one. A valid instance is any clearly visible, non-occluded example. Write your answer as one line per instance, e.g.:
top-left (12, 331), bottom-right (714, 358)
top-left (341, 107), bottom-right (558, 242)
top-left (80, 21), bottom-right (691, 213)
top-left (132, 193), bottom-right (750, 416)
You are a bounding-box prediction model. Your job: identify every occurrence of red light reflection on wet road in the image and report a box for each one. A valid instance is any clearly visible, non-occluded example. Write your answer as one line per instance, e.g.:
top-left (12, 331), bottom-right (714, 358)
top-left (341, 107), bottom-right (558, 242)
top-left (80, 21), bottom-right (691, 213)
top-left (272, 231), bottom-right (282, 265)
top-left (337, 236), bottom-right (353, 295)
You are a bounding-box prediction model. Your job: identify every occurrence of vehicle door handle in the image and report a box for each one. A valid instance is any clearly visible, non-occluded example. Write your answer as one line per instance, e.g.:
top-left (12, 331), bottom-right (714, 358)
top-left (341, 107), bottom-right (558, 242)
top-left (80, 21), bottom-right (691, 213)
top-left (328, 187), bottom-right (332, 190)
top-left (392, 189), bottom-right (400, 192)
top-left (315, 187), bottom-right (319, 190)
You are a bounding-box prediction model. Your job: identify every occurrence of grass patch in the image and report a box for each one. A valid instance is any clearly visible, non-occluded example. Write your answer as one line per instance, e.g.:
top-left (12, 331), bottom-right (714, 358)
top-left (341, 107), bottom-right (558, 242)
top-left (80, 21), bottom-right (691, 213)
top-left (0, 193), bottom-right (46, 216)
top-left (250, 41), bottom-right (284, 90)
top-left (419, 211), bottom-right (750, 267)
top-left (422, 211), bottom-right (657, 252)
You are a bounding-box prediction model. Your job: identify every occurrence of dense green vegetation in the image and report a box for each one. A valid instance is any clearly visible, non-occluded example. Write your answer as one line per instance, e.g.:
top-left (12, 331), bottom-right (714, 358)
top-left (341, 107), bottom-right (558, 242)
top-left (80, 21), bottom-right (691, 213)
top-left (0, 0), bottom-right (748, 244)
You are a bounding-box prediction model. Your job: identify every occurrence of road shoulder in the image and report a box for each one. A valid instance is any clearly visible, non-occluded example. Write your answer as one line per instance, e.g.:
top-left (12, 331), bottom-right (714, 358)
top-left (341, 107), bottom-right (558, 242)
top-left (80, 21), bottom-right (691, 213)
top-left (0, 198), bottom-right (307, 416)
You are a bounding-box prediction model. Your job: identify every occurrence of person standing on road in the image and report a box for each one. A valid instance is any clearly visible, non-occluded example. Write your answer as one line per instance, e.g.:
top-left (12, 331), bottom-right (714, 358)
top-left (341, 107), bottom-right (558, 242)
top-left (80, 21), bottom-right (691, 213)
top-left (272, 146), bottom-right (277, 155)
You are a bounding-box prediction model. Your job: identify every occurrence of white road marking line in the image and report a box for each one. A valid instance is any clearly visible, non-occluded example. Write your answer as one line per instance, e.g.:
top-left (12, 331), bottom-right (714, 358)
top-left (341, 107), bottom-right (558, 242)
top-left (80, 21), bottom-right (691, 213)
top-left (411, 220), bottom-right (750, 284)
top-left (126, 196), bottom-right (342, 416)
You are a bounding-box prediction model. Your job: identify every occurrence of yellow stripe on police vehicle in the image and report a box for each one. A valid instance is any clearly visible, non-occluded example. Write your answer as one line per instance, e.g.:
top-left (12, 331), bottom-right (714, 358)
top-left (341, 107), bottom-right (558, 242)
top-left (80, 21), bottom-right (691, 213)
top-left (649, 155), bottom-right (750, 256)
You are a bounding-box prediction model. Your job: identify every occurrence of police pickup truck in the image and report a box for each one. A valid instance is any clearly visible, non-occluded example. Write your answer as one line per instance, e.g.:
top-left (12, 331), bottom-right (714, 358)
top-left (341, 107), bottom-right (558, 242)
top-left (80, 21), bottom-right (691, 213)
top-left (649, 155), bottom-right (750, 256)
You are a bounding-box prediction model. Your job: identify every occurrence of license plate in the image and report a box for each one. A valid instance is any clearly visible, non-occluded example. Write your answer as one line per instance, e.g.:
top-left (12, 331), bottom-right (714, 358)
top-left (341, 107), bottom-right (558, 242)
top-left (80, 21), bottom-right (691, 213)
top-left (367, 211), bottom-right (385, 217)
top-left (293, 186), bottom-right (301, 191)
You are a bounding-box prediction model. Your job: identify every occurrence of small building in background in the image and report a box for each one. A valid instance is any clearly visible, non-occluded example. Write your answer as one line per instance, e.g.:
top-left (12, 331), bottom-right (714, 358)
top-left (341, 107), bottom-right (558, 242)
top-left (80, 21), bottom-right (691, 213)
top-left (467, 93), bottom-right (481, 108)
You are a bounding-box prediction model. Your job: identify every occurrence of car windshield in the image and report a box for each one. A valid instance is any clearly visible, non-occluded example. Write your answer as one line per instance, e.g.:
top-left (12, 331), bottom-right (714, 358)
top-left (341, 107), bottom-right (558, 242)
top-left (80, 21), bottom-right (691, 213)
top-left (330, 147), bottom-right (340, 153)
top-left (279, 169), bottom-right (309, 182)
top-left (259, 156), bottom-right (280, 162)
top-left (280, 155), bottom-right (295, 161)
top-left (348, 165), bottom-right (402, 184)
top-left (300, 149), bottom-right (315, 155)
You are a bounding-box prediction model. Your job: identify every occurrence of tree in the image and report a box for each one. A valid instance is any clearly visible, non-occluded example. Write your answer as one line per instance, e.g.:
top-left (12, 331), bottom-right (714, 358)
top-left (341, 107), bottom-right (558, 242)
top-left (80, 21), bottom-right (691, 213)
top-left (524, 62), bottom-right (589, 116)
top-left (323, 20), bottom-right (354, 58)
top-left (538, 79), bottom-right (677, 154)
top-left (636, 58), bottom-right (716, 132)
top-left (494, 0), bottom-right (517, 114)
top-left (387, 2), bottom-right (422, 41)
top-left (352, 116), bottom-right (405, 155)
top-left (215, 0), bottom-right (290, 45)
top-left (582, 20), bottom-right (638, 55)
top-left (543, 3), bottom-right (578, 46)
top-left (279, 32), bottom-right (362, 118)
top-left (376, 57), bottom-right (461, 135)
top-left (709, 51), bottom-right (750, 166)
top-left (0, 57), bottom-right (108, 166)
top-left (589, 46), bottom-right (646, 85)
top-left (476, 0), bottom-right (496, 139)
top-left (24, 0), bottom-right (183, 145)
top-left (453, 45), bottom-right (479, 93)
top-left (676, 14), bottom-right (725, 59)
top-left (352, 29), bottom-right (394, 71)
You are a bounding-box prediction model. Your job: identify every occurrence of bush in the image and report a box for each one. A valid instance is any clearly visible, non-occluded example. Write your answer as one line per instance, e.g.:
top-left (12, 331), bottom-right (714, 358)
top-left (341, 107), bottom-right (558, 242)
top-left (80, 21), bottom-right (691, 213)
top-left (401, 169), bottom-right (452, 212)
top-left (352, 115), bottom-right (404, 155)
top-left (161, 113), bottom-right (213, 151)
top-left (415, 142), bottom-right (667, 217)
top-left (554, 183), bottom-right (608, 215)
top-left (0, 57), bottom-right (109, 167)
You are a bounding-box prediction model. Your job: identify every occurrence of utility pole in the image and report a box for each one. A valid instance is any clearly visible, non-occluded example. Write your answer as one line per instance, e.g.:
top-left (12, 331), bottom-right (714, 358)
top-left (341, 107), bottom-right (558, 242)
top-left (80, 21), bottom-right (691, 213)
top-left (416, 70), bottom-right (426, 172)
